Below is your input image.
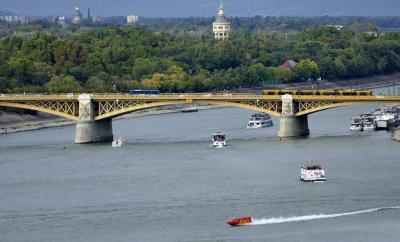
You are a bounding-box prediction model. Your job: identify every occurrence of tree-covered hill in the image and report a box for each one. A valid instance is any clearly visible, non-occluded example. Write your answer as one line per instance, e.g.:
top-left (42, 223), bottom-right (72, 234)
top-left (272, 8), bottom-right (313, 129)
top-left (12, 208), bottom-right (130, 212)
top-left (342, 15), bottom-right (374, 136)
top-left (0, 25), bottom-right (400, 93)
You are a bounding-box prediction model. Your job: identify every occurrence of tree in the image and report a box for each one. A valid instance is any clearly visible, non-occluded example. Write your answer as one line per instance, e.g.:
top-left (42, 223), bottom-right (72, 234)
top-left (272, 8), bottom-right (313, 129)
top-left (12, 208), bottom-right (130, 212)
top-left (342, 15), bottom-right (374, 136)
top-left (46, 75), bottom-right (82, 93)
top-left (267, 67), bottom-right (295, 83)
top-left (54, 42), bottom-right (87, 69)
top-left (293, 59), bottom-right (320, 81)
top-left (141, 73), bottom-right (163, 90)
top-left (85, 76), bottom-right (110, 93)
top-left (248, 63), bottom-right (269, 86)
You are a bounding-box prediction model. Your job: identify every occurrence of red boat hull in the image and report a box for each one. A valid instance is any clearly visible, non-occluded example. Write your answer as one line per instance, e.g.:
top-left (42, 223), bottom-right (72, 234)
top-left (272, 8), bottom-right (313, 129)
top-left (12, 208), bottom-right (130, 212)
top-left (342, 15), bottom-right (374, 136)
top-left (227, 216), bottom-right (252, 226)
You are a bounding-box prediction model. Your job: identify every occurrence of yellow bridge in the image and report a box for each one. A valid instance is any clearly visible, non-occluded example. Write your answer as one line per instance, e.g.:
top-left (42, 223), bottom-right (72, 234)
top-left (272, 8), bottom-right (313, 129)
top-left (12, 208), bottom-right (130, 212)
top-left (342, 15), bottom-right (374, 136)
top-left (1, 92), bottom-right (400, 143)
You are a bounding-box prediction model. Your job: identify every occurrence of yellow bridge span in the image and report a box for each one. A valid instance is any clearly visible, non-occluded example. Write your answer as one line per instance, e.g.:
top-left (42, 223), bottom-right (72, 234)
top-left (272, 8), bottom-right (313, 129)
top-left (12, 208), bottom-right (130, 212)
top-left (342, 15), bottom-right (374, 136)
top-left (1, 92), bottom-right (400, 143)
top-left (1, 93), bottom-right (400, 121)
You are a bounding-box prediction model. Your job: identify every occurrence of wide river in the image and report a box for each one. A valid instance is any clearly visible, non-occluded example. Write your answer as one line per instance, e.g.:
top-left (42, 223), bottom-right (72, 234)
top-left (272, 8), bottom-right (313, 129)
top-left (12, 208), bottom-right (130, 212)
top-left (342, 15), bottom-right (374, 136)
top-left (1, 90), bottom-right (400, 241)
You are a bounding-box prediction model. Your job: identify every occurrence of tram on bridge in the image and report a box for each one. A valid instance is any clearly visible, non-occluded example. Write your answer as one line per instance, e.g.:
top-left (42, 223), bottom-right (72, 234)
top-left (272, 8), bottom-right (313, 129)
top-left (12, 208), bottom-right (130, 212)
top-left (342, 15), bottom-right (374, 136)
top-left (129, 89), bottom-right (160, 95)
top-left (262, 89), bottom-right (373, 96)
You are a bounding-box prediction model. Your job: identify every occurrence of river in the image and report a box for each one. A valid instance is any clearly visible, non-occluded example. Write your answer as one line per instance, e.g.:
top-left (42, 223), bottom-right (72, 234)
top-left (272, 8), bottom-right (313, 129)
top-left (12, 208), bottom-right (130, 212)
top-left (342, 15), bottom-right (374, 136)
top-left (1, 90), bottom-right (400, 241)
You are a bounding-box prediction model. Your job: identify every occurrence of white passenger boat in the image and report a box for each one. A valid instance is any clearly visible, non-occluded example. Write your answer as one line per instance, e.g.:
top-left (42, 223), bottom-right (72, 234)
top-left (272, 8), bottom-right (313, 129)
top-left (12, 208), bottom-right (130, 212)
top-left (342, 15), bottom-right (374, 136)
top-left (375, 113), bottom-right (394, 130)
top-left (212, 132), bottom-right (226, 148)
top-left (246, 113), bottom-right (273, 128)
top-left (300, 164), bottom-right (326, 182)
top-left (112, 137), bottom-right (125, 147)
top-left (350, 117), bottom-right (363, 131)
top-left (374, 106), bottom-right (399, 130)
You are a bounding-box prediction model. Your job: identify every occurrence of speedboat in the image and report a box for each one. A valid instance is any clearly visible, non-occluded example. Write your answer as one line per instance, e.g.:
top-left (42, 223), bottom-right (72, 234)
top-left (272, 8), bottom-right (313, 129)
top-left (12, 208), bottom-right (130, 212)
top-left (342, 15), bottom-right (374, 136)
top-left (227, 216), bottom-right (253, 226)
top-left (112, 137), bottom-right (125, 147)
top-left (247, 113), bottom-right (273, 128)
top-left (212, 132), bottom-right (226, 147)
top-left (350, 117), bottom-right (363, 131)
top-left (300, 163), bottom-right (326, 182)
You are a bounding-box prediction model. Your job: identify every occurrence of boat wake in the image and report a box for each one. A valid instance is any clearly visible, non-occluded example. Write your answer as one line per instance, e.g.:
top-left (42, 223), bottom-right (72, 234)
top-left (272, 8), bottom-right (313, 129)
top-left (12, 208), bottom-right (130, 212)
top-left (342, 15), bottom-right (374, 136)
top-left (250, 206), bottom-right (400, 225)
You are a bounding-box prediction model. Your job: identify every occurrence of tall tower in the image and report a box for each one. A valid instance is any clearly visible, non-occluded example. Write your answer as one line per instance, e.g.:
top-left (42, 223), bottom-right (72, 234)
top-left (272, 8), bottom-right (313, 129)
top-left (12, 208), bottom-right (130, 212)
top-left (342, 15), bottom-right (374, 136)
top-left (212, 0), bottom-right (231, 40)
top-left (72, 7), bottom-right (82, 25)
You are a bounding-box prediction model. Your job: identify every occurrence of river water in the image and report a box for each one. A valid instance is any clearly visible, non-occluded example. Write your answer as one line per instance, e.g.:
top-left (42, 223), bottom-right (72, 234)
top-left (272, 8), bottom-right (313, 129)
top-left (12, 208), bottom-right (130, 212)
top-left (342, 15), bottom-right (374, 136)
top-left (1, 92), bottom-right (400, 241)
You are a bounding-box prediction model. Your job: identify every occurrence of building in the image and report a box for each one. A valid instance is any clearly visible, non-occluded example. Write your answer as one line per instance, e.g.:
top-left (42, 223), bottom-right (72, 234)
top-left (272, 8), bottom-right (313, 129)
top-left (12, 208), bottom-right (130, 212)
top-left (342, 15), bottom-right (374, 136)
top-left (365, 31), bottom-right (378, 37)
top-left (127, 15), bottom-right (139, 24)
top-left (212, 1), bottom-right (231, 40)
top-left (19, 16), bottom-right (30, 24)
top-left (92, 16), bottom-right (103, 23)
top-left (0, 16), bottom-right (19, 23)
top-left (0, 15), bottom-right (30, 24)
top-left (281, 60), bottom-right (297, 70)
top-left (327, 24), bottom-right (344, 31)
top-left (58, 16), bottom-right (66, 27)
top-left (72, 7), bottom-right (82, 24)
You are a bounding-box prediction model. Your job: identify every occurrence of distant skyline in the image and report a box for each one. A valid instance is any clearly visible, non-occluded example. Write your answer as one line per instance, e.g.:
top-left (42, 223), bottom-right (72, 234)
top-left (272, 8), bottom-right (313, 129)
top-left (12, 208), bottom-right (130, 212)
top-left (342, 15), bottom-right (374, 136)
top-left (1, 0), bottom-right (400, 17)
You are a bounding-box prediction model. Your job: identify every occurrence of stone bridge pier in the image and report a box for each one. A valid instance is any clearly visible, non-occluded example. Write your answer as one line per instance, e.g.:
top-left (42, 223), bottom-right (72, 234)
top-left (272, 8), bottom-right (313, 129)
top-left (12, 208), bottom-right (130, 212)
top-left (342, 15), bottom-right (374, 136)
top-left (75, 94), bottom-right (113, 144)
top-left (278, 94), bottom-right (310, 138)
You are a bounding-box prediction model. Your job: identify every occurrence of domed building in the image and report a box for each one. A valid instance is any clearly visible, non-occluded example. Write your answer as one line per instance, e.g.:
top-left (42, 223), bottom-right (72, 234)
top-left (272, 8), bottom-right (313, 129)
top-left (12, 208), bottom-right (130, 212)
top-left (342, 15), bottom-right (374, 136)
top-left (72, 7), bottom-right (82, 25)
top-left (212, 1), bottom-right (231, 40)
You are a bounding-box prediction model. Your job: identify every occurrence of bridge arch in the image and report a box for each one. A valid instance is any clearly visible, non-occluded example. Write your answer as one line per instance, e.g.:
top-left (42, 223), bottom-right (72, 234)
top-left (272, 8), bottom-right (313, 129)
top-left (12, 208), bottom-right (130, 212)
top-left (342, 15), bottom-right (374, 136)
top-left (0, 101), bottom-right (79, 121)
top-left (94, 100), bottom-right (282, 120)
top-left (295, 101), bottom-right (400, 116)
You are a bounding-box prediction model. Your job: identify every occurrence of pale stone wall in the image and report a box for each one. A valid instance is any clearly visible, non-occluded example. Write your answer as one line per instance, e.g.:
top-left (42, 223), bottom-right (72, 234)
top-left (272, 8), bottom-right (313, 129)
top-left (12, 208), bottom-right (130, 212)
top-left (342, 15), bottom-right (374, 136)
top-left (75, 94), bottom-right (113, 144)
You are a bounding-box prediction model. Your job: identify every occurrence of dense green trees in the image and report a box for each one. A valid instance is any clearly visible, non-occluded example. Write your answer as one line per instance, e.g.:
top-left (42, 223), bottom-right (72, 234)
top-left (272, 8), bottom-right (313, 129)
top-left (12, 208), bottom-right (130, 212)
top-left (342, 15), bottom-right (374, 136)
top-left (46, 75), bottom-right (82, 93)
top-left (0, 24), bottom-right (400, 93)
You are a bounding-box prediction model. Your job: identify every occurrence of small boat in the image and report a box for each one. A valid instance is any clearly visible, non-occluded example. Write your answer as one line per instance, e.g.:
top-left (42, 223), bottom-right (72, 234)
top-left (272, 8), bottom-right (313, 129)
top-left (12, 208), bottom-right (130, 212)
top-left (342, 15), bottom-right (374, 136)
top-left (375, 114), bottom-right (392, 130)
top-left (112, 137), bottom-right (125, 147)
top-left (181, 106), bottom-right (198, 113)
top-left (212, 132), bottom-right (226, 147)
top-left (362, 116), bottom-right (376, 131)
top-left (227, 216), bottom-right (253, 226)
top-left (350, 117), bottom-right (363, 131)
top-left (300, 163), bottom-right (326, 182)
top-left (374, 107), bottom-right (397, 130)
top-left (247, 113), bottom-right (273, 128)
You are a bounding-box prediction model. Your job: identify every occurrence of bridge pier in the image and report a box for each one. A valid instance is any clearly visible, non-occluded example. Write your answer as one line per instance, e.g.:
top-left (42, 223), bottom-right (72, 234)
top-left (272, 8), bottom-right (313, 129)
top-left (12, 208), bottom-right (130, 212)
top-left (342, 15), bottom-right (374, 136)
top-left (278, 94), bottom-right (310, 138)
top-left (278, 115), bottom-right (310, 138)
top-left (75, 94), bottom-right (113, 144)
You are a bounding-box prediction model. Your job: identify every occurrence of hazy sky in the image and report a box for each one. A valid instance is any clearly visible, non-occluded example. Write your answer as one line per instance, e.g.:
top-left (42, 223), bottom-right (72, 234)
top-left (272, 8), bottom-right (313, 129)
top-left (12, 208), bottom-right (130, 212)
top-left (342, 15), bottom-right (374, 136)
top-left (1, 0), bottom-right (400, 17)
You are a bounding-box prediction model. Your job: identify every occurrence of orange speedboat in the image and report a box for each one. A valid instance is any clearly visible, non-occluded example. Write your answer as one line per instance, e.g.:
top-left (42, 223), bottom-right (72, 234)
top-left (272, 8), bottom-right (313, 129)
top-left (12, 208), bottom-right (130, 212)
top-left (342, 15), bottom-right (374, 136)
top-left (227, 216), bottom-right (253, 226)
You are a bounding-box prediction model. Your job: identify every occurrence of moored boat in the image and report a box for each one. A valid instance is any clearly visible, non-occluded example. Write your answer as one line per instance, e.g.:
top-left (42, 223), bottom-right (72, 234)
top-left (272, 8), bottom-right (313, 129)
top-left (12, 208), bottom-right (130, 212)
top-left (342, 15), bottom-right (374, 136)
top-left (246, 113), bottom-right (273, 128)
top-left (227, 216), bottom-right (253, 226)
top-left (374, 106), bottom-right (398, 130)
top-left (300, 163), bottom-right (326, 182)
top-left (350, 117), bottom-right (363, 131)
top-left (181, 106), bottom-right (198, 113)
top-left (212, 132), bottom-right (226, 147)
top-left (362, 116), bottom-right (376, 131)
top-left (351, 105), bottom-right (400, 132)
top-left (375, 114), bottom-right (392, 130)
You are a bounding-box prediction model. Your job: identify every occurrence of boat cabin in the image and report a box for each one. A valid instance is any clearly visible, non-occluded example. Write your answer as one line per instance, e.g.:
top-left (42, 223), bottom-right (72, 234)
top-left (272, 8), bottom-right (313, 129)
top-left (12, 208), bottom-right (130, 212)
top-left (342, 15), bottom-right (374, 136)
top-left (212, 132), bottom-right (225, 141)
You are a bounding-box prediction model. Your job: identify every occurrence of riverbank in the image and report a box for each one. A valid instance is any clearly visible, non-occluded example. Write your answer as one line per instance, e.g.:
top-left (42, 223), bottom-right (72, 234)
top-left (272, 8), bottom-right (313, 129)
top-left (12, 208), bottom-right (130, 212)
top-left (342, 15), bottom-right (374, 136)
top-left (0, 105), bottom-right (221, 134)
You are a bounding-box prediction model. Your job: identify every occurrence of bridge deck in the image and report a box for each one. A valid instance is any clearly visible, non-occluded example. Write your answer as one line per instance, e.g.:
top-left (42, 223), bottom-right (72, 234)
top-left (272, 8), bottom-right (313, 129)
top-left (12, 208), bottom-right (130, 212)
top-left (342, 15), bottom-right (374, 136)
top-left (1, 93), bottom-right (400, 102)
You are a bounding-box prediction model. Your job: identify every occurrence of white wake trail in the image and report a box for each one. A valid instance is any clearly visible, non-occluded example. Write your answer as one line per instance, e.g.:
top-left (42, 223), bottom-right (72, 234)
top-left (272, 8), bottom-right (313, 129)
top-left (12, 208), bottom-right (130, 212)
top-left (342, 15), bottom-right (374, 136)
top-left (250, 206), bottom-right (400, 225)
